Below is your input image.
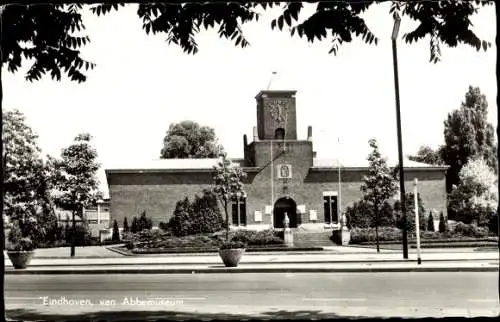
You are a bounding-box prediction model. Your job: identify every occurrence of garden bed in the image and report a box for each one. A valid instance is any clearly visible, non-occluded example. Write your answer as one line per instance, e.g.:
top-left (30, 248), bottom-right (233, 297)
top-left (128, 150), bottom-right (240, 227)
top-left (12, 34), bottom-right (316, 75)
top-left (359, 237), bottom-right (498, 245)
top-left (110, 245), bottom-right (323, 255)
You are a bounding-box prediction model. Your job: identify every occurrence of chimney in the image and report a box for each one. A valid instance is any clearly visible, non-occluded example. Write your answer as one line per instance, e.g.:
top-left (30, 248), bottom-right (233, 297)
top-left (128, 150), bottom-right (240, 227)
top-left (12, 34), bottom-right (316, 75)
top-left (253, 127), bottom-right (258, 141)
top-left (243, 134), bottom-right (248, 147)
top-left (307, 126), bottom-right (312, 141)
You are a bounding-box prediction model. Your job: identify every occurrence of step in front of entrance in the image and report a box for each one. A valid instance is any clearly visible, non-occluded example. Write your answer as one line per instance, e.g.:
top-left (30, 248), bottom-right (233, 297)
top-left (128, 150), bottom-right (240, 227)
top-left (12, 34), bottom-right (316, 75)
top-left (292, 231), bottom-right (336, 247)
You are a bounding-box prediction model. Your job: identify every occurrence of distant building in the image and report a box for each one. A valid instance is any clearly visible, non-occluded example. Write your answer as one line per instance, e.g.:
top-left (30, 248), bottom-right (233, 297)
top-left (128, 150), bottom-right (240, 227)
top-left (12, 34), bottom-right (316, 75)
top-left (106, 89), bottom-right (448, 232)
top-left (55, 199), bottom-right (111, 239)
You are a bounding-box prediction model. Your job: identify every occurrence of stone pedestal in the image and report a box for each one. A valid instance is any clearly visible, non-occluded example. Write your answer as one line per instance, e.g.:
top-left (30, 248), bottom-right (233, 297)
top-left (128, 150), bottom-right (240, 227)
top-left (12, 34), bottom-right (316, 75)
top-left (284, 228), bottom-right (294, 247)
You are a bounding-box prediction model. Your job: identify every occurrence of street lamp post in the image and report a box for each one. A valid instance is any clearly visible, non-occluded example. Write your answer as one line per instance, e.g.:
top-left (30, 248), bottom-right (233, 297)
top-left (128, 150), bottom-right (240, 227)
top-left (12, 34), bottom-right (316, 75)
top-left (391, 13), bottom-right (409, 259)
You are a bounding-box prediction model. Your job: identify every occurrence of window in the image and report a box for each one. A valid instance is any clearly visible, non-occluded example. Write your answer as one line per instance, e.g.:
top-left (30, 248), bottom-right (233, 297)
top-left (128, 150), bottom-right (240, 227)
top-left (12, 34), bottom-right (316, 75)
top-left (323, 195), bottom-right (339, 224)
top-left (231, 198), bottom-right (247, 226)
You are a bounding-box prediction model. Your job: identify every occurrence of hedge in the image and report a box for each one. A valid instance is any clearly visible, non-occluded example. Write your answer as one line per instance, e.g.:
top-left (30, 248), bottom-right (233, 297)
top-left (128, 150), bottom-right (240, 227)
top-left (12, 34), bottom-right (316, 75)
top-left (349, 227), bottom-right (402, 244)
top-left (126, 229), bottom-right (284, 250)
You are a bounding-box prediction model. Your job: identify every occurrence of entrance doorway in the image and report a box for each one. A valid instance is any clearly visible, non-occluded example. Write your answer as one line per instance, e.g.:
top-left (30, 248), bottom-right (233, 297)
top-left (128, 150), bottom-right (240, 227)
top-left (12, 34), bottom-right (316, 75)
top-left (273, 197), bottom-right (298, 228)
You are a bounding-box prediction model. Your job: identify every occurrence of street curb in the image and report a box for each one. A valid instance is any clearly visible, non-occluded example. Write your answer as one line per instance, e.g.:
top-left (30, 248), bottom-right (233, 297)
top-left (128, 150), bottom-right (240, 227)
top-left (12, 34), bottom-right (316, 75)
top-left (4, 266), bottom-right (499, 275)
top-left (4, 258), bottom-right (499, 267)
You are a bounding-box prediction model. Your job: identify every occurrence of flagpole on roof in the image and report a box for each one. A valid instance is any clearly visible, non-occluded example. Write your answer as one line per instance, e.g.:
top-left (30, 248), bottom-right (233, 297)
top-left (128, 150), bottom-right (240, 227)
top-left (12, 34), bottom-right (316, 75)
top-left (267, 71), bottom-right (277, 90)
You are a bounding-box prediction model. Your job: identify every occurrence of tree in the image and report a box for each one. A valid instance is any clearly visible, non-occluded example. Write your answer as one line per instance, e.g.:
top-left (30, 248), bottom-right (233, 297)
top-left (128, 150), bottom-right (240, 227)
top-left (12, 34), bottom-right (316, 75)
top-left (439, 212), bottom-right (447, 233)
top-left (427, 212), bottom-right (435, 232)
top-left (160, 121), bottom-right (223, 159)
top-left (395, 192), bottom-right (426, 234)
top-left (49, 133), bottom-right (100, 256)
top-left (137, 210), bottom-right (152, 231)
top-left (212, 153), bottom-right (247, 242)
top-left (442, 86), bottom-right (497, 193)
top-left (2, 109), bottom-right (58, 246)
top-left (123, 217), bottom-right (129, 233)
top-left (167, 190), bottom-right (224, 237)
top-left (131, 216), bottom-right (138, 233)
top-left (361, 139), bottom-right (399, 252)
top-left (409, 146), bottom-right (445, 165)
top-left (448, 158), bottom-right (498, 226)
top-left (112, 219), bottom-right (120, 241)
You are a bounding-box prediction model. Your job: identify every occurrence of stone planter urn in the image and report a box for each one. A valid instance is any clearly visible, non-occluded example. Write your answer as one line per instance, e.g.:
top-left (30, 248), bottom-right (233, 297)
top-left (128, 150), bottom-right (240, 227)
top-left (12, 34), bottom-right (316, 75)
top-left (7, 250), bottom-right (35, 269)
top-left (218, 248), bottom-right (245, 267)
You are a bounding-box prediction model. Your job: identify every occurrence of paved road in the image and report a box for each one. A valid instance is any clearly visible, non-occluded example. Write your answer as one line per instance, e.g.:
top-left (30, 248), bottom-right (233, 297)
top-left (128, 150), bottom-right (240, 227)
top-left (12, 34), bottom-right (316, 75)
top-left (5, 272), bottom-right (499, 320)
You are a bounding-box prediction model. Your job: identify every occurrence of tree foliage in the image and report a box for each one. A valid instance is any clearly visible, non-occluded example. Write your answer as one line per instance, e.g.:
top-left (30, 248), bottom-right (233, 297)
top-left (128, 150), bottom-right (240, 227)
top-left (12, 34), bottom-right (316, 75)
top-left (442, 86), bottom-right (497, 192)
top-left (1, 4), bottom-right (95, 83)
top-left (394, 192), bottom-right (426, 233)
top-left (345, 199), bottom-right (395, 229)
top-left (438, 212), bottom-right (448, 233)
top-left (112, 219), bottom-right (120, 241)
top-left (48, 133), bottom-right (101, 216)
top-left (2, 2), bottom-right (494, 82)
top-left (427, 212), bottom-right (435, 232)
top-left (130, 216), bottom-right (138, 233)
top-left (361, 139), bottom-right (399, 213)
top-left (160, 121), bottom-right (224, 159)
top-left (448, 157), bottom-right (498, 226)
top-left (167, 190), bottom-right (224, 237)
top-left (123, 217), bottom-right (129, 233)
top-left (2, 109), bottom-right (57, 246)
top-left (137, 210), bottom-right (153, 231)
top-left (408, 145), bottom-right (445, 165)
top-left (212, 153), bottom-right (247, 241)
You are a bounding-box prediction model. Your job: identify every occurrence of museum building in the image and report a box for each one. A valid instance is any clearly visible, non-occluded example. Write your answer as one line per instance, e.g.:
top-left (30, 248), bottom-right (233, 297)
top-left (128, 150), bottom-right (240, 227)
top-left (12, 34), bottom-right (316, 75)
top-left (105, 89), bottom-right (448, 231)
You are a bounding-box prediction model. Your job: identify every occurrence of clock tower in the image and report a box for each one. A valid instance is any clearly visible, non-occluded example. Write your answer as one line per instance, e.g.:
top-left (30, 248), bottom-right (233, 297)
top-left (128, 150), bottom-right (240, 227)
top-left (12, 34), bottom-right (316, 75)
top-left (255, 90), bottom-right (297, 140)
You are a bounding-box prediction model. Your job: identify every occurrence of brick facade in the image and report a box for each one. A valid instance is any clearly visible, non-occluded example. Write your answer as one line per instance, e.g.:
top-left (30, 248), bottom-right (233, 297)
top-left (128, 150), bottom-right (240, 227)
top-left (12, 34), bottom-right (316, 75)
top-left (106, 90), bottom-right (448, 229)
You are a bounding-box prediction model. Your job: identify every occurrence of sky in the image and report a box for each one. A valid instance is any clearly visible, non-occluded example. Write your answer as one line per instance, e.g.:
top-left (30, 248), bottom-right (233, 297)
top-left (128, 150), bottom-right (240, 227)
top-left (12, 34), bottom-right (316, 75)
top-left (3, 3), bottom-right (497, 198)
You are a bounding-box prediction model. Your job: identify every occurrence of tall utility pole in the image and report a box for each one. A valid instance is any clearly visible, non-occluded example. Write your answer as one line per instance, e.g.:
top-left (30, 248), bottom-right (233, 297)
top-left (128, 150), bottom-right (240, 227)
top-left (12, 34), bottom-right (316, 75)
top-left (391, 13), bottom-right (409, 259)
top-left (338, 137), bottom-right (342, 225)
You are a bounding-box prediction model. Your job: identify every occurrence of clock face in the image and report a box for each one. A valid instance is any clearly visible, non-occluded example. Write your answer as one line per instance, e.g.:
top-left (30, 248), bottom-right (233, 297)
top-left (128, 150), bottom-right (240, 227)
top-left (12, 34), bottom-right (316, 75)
top-left (267, 99), bottom-right (289, 124)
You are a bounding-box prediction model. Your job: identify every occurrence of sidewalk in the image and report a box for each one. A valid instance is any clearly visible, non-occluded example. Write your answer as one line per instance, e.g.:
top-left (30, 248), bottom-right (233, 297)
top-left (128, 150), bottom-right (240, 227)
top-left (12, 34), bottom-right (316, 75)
top-left (5, 260), bottom-right (498, 274)
top-left (7, 244), bottom-right (497, 259)
top-left (4, 251), bottom-right (499, 267)
top-left (4, 249), bottom-right (498, 274)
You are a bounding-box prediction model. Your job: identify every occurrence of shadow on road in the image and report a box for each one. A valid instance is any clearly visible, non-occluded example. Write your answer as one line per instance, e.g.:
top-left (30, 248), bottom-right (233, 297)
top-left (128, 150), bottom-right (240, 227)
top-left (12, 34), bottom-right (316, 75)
top-left (6, 308), bottom-right (346, 321)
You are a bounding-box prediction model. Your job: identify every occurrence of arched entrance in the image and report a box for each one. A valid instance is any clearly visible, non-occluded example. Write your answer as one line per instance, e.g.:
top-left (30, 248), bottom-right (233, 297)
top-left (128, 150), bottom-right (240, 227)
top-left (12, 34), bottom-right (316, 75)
top-left (273, 197), bottom-right (298, 228)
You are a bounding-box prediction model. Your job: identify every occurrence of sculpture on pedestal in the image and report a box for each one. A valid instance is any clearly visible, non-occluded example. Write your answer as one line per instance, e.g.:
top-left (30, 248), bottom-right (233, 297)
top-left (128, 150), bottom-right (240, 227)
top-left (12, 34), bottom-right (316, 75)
top-left (283, 212), bottom-right (290, 229)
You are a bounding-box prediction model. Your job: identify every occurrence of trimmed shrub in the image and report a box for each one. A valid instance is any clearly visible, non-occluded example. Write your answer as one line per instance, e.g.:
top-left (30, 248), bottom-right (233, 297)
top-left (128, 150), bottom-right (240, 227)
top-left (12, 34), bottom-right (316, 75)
top-left (438, 212), bottom-right (447, 233)
top-left (488, 211), bottom-right (498, 236)
top-left (452, 222), bottom-right (489, 238)
top-left (158, 222), bottom-right (169, 231)
top-left (112, 219), bottom-right (120, 241)
top-left (346, 200), bottom-right (396, 229)
top-left (65, 224), bottom-right (92, 246)
top-left (131, 216), bottom-right (138, 233)
top-left (230, 229), bottom-right (283, 246)
top-left (138, 211), bottom-right (153, 231)
top-left (167, 190), bottom-right (224, 237)
top-left (427, 212), bottom-right (435, 232)
top-left (395, 192), bottom-right (426, 232)
top-left (345, 200), bottom-right (374, 228)
top-left (123, 217), bottom-right (129, 233)
top-left (350, 226), bottom-right (402, 244)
